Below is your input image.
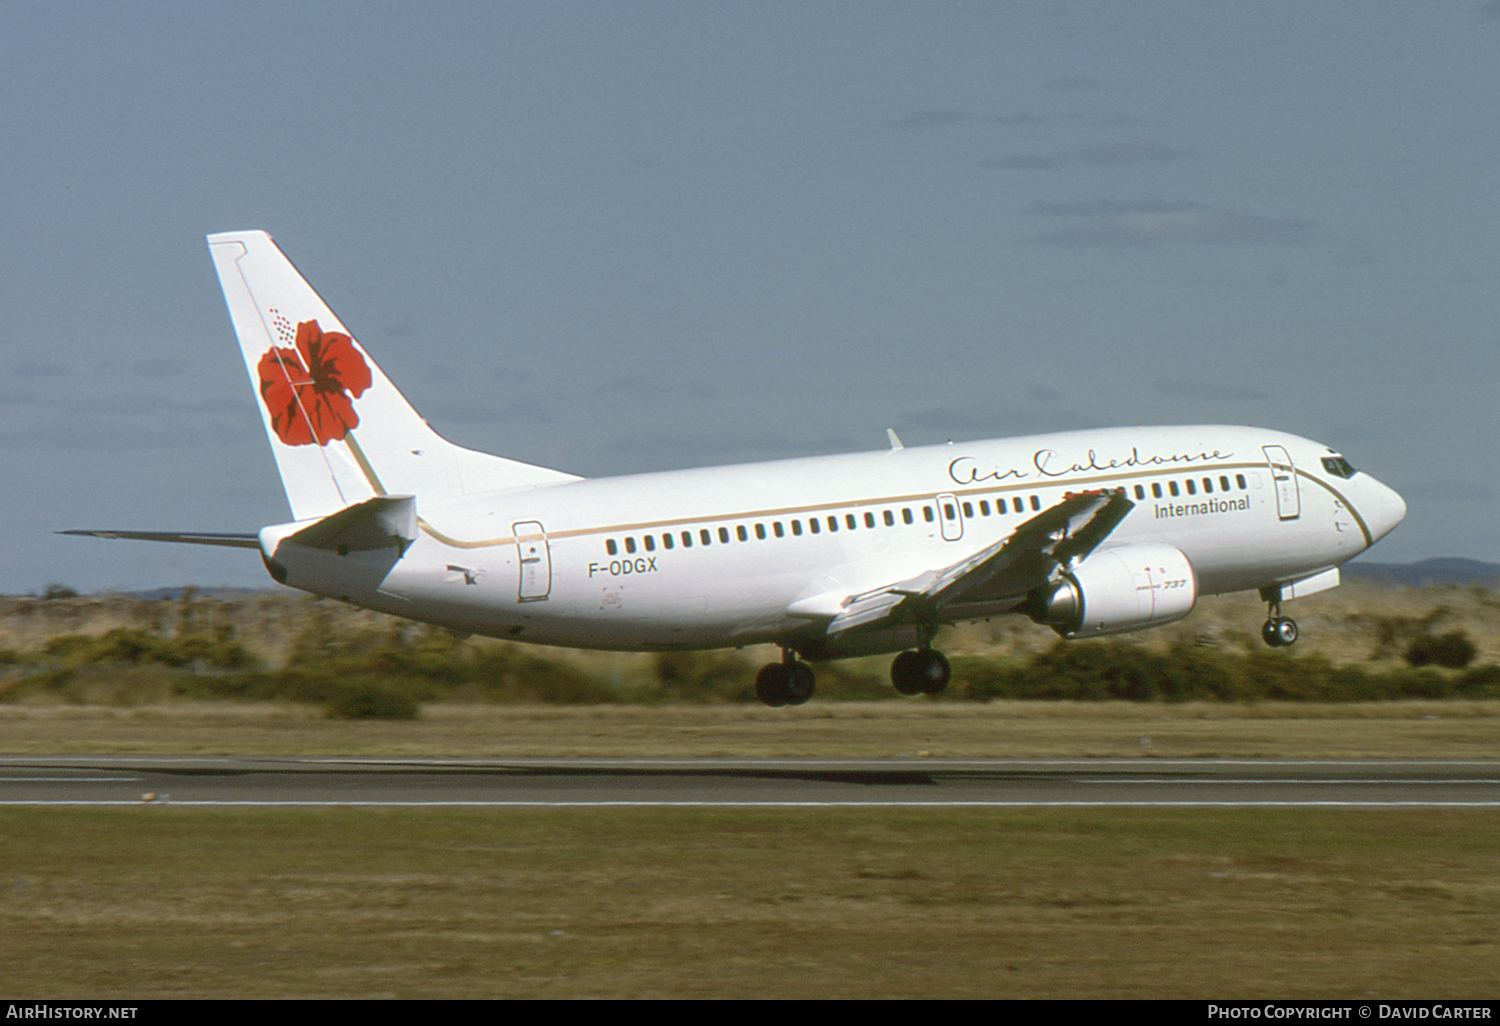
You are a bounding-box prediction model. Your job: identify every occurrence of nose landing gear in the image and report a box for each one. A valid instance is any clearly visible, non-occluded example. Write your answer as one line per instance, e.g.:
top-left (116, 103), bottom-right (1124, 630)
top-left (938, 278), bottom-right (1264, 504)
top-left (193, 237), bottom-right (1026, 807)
top-left (1261, 598), bottom-right (1299, 648)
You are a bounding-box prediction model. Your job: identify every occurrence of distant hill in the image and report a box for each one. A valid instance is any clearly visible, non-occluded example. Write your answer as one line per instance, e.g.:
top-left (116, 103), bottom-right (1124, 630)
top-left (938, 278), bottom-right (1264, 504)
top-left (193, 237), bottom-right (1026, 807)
top-left (1342, 558), bottom-right (1500, 587)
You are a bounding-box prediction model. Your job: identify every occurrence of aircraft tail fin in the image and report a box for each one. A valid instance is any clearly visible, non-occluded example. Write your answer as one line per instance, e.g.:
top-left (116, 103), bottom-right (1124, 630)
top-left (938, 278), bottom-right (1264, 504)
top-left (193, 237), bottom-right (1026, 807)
top-left (207, 231), bottom-right (578, 522)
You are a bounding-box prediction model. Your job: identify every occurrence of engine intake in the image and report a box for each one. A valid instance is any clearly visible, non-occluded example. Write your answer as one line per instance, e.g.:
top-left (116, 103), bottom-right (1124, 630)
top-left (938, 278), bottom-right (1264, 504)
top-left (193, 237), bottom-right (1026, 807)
top-left (1033, 543), bottom-right (1197, 638)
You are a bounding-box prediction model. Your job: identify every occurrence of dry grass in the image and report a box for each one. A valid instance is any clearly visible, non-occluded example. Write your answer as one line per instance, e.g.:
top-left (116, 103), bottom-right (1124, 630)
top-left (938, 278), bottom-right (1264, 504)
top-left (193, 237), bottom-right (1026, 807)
top-left (2, 807), bottom-right (1497, 998)
top-left (0, 700), bottom-right (1496, 759)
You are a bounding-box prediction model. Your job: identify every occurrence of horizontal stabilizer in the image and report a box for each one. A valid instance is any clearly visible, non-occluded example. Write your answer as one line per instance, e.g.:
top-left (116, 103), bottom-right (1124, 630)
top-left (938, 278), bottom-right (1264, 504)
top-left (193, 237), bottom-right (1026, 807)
top-left (57, 530), bottom-right (260, 549)
top-left (280, 495), bottom-right (417, 553)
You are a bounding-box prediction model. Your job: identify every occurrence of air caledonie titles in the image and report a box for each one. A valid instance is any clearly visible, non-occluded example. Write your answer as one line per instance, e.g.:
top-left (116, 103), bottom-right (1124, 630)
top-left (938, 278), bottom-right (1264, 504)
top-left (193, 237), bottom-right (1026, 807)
top-left (947, 444), bottom-right (1233, 485)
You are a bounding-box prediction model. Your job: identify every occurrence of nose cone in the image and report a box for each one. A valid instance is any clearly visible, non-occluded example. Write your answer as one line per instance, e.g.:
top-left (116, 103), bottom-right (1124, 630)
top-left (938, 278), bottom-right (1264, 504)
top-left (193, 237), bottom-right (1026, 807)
top-left (1361, 475), bottom-right (1407, 546)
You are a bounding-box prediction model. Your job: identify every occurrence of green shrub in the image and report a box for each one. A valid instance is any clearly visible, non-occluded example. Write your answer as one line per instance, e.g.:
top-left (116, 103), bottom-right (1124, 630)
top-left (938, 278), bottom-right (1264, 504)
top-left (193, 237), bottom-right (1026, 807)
top-left (1404, 631), bottom-right (1477, 669)
top-left (323, 682), bottom-right (420, 720)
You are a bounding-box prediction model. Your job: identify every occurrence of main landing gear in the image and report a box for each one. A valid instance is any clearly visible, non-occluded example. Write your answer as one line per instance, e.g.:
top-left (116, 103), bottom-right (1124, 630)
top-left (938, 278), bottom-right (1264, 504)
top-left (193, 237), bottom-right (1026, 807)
top-left (754, 644), bottom-right (954, 706)
top-left (755, 651), bottom-right (816, 707)
top-left (890, 647), bottom-right (950, 696)
top-left (1261, 599), bottom-right (1299, 648)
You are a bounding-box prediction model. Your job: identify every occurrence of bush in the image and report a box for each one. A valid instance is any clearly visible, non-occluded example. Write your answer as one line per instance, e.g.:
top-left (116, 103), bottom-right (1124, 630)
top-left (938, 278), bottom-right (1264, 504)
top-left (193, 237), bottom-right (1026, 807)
top-left (323, 682), bottom-right (420, 720)
top-left (1404, 632), bottom-right (1477, 669)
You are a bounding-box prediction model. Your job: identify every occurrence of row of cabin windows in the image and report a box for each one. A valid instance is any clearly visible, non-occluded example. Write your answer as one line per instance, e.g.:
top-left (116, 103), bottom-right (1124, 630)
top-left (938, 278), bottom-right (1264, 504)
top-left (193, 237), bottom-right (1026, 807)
top-left (600, 474), bottom-right (1252, 557)
top-left (1132, 474), bottom-right (1248, 501)
top-left (603, 493), bottom-right (1047, 556)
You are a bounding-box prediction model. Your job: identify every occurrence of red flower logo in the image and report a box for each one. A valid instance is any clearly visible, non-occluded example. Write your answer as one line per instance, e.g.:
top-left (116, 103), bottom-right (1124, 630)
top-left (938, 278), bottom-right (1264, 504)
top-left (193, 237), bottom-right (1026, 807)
top-left (257, 320), bottom-right (373, 446)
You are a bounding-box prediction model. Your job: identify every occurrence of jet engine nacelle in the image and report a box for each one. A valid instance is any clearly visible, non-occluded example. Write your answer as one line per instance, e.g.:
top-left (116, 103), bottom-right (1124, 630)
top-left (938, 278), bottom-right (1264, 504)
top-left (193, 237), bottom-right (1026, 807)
top-left (1033, 542), bottom-right (1198, 638)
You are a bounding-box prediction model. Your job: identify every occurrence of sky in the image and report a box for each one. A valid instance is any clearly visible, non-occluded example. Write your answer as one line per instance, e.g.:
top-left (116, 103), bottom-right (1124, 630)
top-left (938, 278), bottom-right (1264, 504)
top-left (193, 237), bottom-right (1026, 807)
top-left (3, 0), bottom-right (1499, 595)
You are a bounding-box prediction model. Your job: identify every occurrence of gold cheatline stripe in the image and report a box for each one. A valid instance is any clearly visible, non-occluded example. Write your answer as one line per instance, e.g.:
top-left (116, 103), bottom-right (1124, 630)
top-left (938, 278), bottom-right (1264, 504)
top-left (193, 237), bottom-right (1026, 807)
top-left (343, 434), bottom-right (387, 496)
top-left (1294, 469), bottom-right (1372, 547)
top-left (412, 460), bottom-right (1276, 551)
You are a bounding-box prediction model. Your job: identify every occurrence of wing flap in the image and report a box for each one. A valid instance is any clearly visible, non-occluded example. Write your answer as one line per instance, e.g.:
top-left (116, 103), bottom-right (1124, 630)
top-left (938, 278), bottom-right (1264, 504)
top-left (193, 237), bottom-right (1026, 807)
top-left (814, 489), bottom-right (1134, 637)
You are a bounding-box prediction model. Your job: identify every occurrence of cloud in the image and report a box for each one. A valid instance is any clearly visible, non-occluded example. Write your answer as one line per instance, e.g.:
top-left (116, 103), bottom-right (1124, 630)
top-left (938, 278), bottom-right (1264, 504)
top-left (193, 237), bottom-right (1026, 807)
top-left (1030, 210), bottom-right (1316, 247)
top-left (987, 112), bottom-right (1050, 127)
top-left (980, 155), bottom-right (1064, 171)
top-left (981, 138), bottom-right (1194, 171)
top-left (1031, 197), bottom-right (1206, 218)
top-left (130, 358), bottom-right (188, 378)
top-left (1152, 377), bottom-right (1268, 403)
top-left (14, 361), bottom-right (69, 378)
top-left (1411, 477), bottom-right (1494, 502)
top-left (588, 375), bottom-right (719, 404)
top-left (1042, 76), bottom-right (1104, 92)
top-left (886, 110), bottom-right (971, 131)
top-left (1074, 139), bottom-right (1194, 166)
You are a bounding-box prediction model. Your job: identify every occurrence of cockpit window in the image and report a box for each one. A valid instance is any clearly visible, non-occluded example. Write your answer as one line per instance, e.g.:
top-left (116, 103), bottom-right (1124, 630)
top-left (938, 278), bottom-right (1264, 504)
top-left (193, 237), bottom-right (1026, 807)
top-left (1321, 456), bottom-right (1357, 479)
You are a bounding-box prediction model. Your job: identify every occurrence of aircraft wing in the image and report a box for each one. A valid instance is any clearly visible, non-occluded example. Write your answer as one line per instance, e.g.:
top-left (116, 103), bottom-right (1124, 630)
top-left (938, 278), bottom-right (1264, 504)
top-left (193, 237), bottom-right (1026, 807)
top-left (794, 489), bottom-right (1134, 636)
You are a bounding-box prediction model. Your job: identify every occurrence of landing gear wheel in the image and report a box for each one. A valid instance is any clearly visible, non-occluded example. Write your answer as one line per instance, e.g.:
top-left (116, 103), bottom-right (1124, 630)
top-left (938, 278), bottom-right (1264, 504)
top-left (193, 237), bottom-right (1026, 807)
top-left (755, 663), bottom-right (790, 707)
top-left (891, 649), bottom-right (951, 696)
top-left (1261, 617), bottom-right (1299, 648)
top-left (784, 661), bottom-right (816, 706)
top-left (1273, 617), bottom-right (1298, 647)
top-left (756, 659), bottom-right (816, 707)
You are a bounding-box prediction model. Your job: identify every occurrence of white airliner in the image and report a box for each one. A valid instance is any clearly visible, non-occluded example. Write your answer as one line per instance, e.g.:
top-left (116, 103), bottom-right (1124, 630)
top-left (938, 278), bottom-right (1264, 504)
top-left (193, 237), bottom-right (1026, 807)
top-left (68, 231), bottom-right (1407, 705)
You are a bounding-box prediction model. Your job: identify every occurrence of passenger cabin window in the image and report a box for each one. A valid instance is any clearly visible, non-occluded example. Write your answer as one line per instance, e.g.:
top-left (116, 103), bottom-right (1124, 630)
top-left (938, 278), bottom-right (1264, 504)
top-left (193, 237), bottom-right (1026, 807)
top-left (864, 512), bottom-right (876, 528)
top-left (719, 527), bottom-right (730, 544)
top-left (791, 520), bottom-right (802, 536)
top-left (1134, 485), bottom-right (1145, 500)
top-left (625, 537), bottom-right (636, 554)
top-left (923, 507), bottom-right (935, 522)
top-left (810, 518), bottom-right (821, 534)
top-left (701, 529), bottom-right (713, 545)
top-left (1168, 481), bottom-right (1179, 498)
top-left (883, 510), bottom-right (895, 526)
top-left (661, 534), bottom-right (672, 550)
top-left (902, 508), bottom-right (914, 524)
top-left (978, 500), bottom-right (991, 516)
top-left (1185, 480), bottom-right (1196, 496)
top-left (1236, 474), bottom-right (1247, 490)
top-left (827, 516), bottom-right (839, 532)
top-left (1152, 483), bottom-right (1163, 499)
top-left (606, 539), bottom-right (618, 556)
top-left (1030, 495), bottom-right (1041, 511)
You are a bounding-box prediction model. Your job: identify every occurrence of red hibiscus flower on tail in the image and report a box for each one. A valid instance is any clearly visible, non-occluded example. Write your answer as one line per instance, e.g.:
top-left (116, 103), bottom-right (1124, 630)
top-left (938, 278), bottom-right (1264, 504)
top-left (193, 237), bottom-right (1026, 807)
top-left (257, 320), bottom-right (373, 446)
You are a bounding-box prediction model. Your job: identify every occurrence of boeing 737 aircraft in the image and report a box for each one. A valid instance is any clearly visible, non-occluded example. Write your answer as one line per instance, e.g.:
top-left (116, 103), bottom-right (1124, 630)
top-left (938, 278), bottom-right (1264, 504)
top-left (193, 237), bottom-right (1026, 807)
top-left (68, 231), bottom-right (1407, 705)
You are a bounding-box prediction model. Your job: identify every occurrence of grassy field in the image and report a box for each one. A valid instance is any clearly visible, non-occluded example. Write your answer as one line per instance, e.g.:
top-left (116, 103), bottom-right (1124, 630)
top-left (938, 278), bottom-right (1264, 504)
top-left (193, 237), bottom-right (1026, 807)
top-left (2, 806), bottom-right (1497, 999)
top-left (2, 698), bottom-right (1500, 758)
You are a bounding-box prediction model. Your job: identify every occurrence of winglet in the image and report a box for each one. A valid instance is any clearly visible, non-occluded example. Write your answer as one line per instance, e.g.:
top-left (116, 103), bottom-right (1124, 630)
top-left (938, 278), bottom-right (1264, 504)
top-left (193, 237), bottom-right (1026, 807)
top-left (886, 428), bottom-right (904, 451)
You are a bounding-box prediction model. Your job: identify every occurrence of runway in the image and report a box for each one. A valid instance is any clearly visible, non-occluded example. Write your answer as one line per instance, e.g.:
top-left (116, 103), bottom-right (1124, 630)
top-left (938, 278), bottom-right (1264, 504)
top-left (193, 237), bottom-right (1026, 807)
top-left (2, 757), bottom-right (1500, 806)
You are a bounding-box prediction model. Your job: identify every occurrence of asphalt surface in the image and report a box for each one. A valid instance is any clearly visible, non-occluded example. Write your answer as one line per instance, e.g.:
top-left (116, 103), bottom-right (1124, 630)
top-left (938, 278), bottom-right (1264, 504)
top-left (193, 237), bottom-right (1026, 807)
top-left (2, 757), bottom-right (1499, 806)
